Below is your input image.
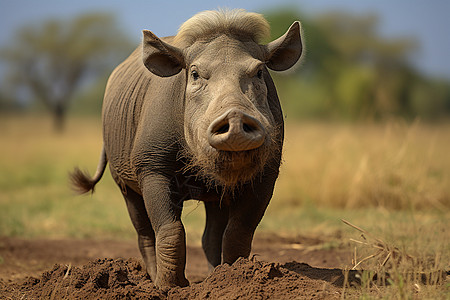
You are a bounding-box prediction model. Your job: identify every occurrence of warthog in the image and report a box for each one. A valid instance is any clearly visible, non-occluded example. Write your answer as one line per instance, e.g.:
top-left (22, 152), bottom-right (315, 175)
top-left (71, 9), bottom-right (302, 290)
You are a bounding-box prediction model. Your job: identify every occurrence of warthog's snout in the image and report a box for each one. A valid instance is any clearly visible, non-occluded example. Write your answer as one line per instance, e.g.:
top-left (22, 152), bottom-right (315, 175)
top-left (207, 108), bottom-right (266, 151)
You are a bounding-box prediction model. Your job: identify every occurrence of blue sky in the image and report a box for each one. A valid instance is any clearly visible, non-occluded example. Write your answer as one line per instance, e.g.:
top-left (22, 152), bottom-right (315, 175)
top-left (1, 0), bottom-right (450, 79)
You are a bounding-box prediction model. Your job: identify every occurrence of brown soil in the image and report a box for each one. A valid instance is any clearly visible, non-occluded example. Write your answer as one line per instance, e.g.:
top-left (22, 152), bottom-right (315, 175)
top-left (0, 233), bottom-right (361, 299)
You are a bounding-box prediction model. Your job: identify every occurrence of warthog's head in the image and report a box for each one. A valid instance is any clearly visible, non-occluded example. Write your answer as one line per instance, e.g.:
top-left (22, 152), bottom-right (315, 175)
top-left (142, 9), bottom-right (302, 187)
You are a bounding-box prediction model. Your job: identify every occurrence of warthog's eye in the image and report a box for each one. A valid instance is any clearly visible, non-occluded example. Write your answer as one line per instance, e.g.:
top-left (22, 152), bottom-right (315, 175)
top-left (257, 69), bottom-right (263, 79)
top-left (191, 70), bottom-right (200, 81)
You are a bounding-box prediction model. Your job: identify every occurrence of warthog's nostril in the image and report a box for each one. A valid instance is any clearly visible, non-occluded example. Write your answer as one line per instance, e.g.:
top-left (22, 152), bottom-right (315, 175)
top-left (243, 123), bottom-right (256, 133)
top-left (216, 123), bottom-right (230, 134)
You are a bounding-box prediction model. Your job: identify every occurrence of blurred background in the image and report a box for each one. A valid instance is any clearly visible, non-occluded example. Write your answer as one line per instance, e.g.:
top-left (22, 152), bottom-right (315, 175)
top-left (0, 0), bottom-right (449, 260)
top-left (1, 0), bottom-right (450, 124)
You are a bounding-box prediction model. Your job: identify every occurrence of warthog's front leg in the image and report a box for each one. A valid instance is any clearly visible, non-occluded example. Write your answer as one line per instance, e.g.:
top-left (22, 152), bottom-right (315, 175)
top-left (222, 174), bottom-right (277, 264)
top-left (202, 201), bottom-right (229, 269)
top-left (141, 174), bottom-right (189, 291)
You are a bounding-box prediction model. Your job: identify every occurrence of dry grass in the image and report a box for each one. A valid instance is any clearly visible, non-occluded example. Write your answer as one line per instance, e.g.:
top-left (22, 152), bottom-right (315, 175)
top-left (275, 119), bottom-right (450, 211)
top-left (1, 115), bottom-right (449, 236)
top-left (341, 219), bottom-right (448, 299)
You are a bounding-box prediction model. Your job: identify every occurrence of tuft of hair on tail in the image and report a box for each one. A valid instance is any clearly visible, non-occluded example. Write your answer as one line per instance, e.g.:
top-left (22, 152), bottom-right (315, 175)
top-left (69, 146), bottom-right (107, 195)
top-left (70, 168), bottom-right (98, 194)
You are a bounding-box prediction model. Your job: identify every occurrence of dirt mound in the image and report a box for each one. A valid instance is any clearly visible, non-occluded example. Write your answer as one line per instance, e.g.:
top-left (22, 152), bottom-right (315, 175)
top-left (2, 258), bottom-right (164, 299)
top-left (1, 257), bottom-right (344, 299)
top-left (170, 257), bottom-right (341, 299)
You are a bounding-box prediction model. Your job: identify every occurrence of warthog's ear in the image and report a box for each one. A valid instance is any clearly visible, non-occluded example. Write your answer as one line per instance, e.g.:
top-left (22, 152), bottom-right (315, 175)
top-left (265, 21), bottom-right (303, 71)
top-left (142, 30), bottom-right (185, 77)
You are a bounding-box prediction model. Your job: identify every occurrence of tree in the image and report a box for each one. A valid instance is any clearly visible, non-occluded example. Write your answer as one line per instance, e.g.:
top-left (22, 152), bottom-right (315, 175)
top-left (263, 8), bottom-right (450, 121)
top-left (311, 12), bottom-right (418, 119)
top-left (0, 13), bottom-right (132, 130)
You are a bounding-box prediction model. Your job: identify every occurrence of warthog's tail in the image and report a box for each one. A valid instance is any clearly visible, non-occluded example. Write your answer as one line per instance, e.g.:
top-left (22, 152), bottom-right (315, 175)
top-left (70, 146), bottom-right (107, 194)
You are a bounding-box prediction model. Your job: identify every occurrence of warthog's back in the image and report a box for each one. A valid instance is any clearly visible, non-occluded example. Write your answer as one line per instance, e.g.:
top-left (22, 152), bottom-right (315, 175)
top-left (102, 48), bottom-right (151, 183)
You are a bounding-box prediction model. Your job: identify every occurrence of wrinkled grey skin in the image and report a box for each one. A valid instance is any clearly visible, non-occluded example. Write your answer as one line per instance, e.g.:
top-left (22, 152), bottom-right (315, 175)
top-left (71, 21), bottom-right (302, 290)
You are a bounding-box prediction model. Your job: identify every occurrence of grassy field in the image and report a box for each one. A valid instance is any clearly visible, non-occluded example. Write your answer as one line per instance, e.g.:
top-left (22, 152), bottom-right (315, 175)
top-left (0, 115), bottom-right (449, 298)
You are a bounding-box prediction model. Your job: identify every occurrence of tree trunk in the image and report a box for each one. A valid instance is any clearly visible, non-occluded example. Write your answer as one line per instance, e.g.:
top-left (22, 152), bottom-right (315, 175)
top-left (54, 103), bottom-right (66, 132)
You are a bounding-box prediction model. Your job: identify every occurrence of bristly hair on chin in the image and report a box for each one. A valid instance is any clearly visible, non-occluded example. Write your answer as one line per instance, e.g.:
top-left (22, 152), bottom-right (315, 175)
top-left (178, 122), bottom-right (282, 197)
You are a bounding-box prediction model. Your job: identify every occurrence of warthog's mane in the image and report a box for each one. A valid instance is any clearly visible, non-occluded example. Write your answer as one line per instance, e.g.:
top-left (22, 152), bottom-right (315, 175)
top-left (173, 8), bottom-right (270, 46)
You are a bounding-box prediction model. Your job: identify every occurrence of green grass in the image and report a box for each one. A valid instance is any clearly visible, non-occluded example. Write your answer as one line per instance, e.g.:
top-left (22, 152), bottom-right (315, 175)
top-left (0, 115), bottom-right (448, 298)
top-left (0, 115), bottom-right (131, 238)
